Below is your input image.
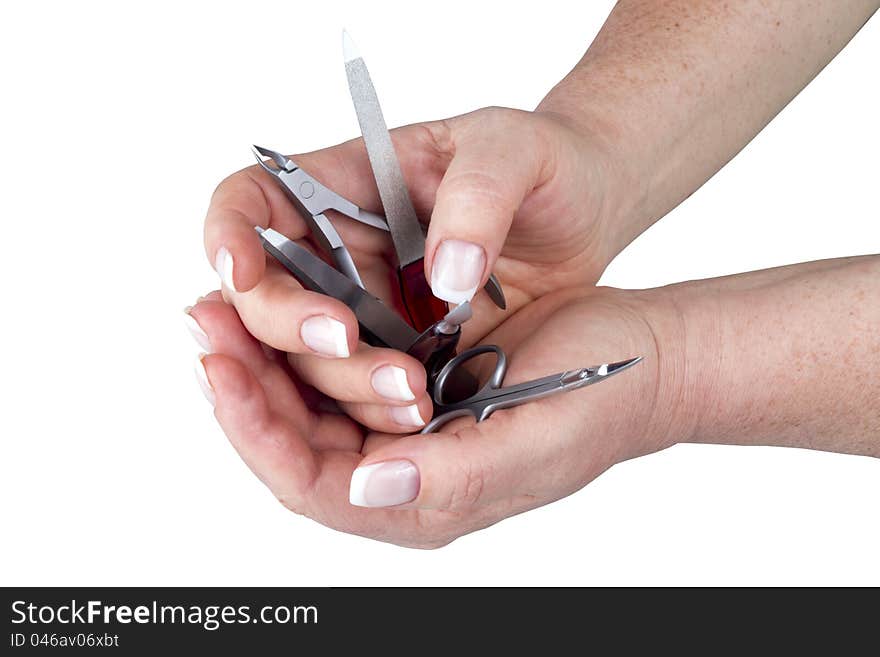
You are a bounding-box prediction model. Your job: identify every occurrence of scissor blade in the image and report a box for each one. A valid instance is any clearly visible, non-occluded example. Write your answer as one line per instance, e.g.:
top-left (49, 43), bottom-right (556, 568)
top-left (602, 356), bottom-right (643, 376)
top-left (343, 30), bottom-right (425, 268)
top-left (252, 144), bottom-right (294, 172)
top-left (484, 274), bottom-right (506, 309)
top-left (255, 227), bottom-right (419, 351)
top-left (484, 356), bottom-right (643, 400)
top-left (562, 356), bottom-right (643, 387)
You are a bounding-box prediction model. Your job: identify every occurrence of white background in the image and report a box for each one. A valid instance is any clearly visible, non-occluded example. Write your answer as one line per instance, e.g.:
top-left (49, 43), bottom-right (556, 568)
top-left (1, 1), bottom-right (877, 586)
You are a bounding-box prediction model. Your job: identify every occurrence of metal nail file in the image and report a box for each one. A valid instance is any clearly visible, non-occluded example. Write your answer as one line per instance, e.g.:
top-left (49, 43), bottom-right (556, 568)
top-left (343, 31), bottom-right (425, 265)
top-left (342, 30), bottom-right (448, 331)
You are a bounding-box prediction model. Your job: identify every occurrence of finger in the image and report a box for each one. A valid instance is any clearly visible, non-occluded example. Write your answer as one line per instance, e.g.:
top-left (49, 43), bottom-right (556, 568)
top-left (361, 433), bottom-right (399, 455)
top-left (290, 124), bottom-right (450, 224)
top-left (289, 345), bottom-right (426, 405)
top-left (205, 122), bottom-right (446, 296)
top-left (185, 298), bottom-right (314, 425)
top-left (347, 410), bottom-right (528, 510)
top-left (203, 140), bottom-right (377, 295)
top-left (185, 299), bottom-right (263, 361)
top-left (339, 396), bottom-right (432, 434)
top-left (197, 353), bottom-right (320, 509)
top-left (227, 264), bottom-right (359, 358)
top-left (198, 353), bottom-right (433, 542)
top-left (425, 108), bottom-right (551, 304)
top-left (204, 167), bottom-right (307, 293)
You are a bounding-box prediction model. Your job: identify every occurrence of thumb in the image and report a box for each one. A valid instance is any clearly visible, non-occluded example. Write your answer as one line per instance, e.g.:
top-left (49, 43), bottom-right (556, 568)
top-left (425, 108), bottom-right (549, 304)
top-left (347, 416), bottom-right (526, 510)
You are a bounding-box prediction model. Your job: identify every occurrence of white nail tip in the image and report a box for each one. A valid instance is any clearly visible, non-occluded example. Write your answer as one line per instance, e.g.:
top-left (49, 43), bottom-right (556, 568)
top-left (301, 316), bottom-right (350, 358)
top-left (328, 318), bottom-right (350, 357)
top-left (215, 247), bottom-right (236, 292)
top-left (342, 29), bottom-right (360, 63)
top-left (390, 404), bottom-right (425, 428)
top-left (348, 460), bottom-right (420, 508)
top-left (371, 365), bottom-right (415, 402)
top-left (183, 310), bottom-right (211, 352)
top-left (430, 240), bottom-right (485, 304)
top-left (389, 366), bottom-right (415, 401)
top-left (430, 279), bottom-right (480, 306)
top-left (194, 354), bottom-right (215, 406)
top-left (348, 462), bottom-right (380, 506)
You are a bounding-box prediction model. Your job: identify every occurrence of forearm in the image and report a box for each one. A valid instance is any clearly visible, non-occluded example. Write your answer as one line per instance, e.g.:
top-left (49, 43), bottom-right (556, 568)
top-left (652, 255), bottom-right (880, 457)
top-left (538, 0), bottom-right (878, 260)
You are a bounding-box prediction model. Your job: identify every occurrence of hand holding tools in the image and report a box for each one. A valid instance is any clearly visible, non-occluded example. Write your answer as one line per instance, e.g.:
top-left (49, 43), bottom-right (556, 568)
top-left (250, 32), bottom-right (642, 433)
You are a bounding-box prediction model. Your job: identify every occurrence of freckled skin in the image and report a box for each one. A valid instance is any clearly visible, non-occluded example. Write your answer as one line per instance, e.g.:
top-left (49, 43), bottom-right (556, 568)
top-left (539, 0), bottom-right (879, 258)
top-left (662, 256), bottom-right (880, 457)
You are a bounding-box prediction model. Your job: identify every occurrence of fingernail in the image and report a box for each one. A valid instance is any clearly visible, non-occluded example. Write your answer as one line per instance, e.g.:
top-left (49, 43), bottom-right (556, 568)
top-left (389, 404), bottom-right (425, 428)
top-left (301, 315), bottom-right (350, 358)
top-left (371, 365), bottom-right (415, 402)
top-left (214, 247), bottom-right (236, 292)
top-left (349, 460), bottom-right (420, 507)
top-left (430, 240), bottom-right (485, 304)
top-left (184, 307), bottom-right (212, 352)
top-left (194, 353), bottom-right (215, 406)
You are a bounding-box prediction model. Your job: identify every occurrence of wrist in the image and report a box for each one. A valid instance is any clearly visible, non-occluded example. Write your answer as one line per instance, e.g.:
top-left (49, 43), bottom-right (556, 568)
top-left (536, 85), bottom-right (650, 270)
top-left (557, 286), bottom-right (707, 461)
top-left (626, 285), bottom-right (723, 453)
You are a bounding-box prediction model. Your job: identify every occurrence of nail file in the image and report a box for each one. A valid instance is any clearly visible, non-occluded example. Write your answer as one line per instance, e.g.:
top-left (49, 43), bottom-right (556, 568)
top-left (343, 30), bottom-right (448, 332)
top-left (343, 30), bottom-right (425, 268)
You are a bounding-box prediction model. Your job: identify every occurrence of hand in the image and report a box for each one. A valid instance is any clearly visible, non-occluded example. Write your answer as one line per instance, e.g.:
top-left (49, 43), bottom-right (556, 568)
top-left (202, 107), bottom-right (625, 431)
top-left (186, 284), bottom-right (677, 548)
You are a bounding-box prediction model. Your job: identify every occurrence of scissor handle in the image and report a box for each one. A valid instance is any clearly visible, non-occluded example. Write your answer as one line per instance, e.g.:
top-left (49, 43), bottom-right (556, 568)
top-left (420, 408), bottom-right (475, 434)
top-left (422, 346), bottom-right (506, 433)
top-left (432, 344), bottom-right (508, 407)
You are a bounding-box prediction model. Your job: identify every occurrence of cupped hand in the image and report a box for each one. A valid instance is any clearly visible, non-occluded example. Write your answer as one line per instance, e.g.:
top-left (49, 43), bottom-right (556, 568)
top-left (203, 107), bottom-right (623, 431)
top-left (186, 285), bottom-right (676, 548)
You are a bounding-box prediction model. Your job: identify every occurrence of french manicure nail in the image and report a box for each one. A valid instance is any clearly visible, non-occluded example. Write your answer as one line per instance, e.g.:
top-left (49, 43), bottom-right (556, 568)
top-left (214, 247), bottom-right (236, 292)
top-left (184, 307), bottom-right (212, 352)
top-left (300, 315), bottom-right (350, 358)
top-left (389, 404), bottom-right (425, 428)
top-left (371, 365), bottom-right (415, 402)
top-left (349, 460), bottom-right (420, 507)
top-left (430, 240), bottom-right (485, 304)
top-left (194, 353), bottom-right (215, 406)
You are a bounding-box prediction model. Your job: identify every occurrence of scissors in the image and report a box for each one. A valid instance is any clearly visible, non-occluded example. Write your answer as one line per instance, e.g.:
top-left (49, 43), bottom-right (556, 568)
top-left (422, 347), bottom-right (642, 434)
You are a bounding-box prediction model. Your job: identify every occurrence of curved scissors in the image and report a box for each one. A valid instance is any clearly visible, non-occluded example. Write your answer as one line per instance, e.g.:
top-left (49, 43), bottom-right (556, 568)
top-left (421, 346), bottom-right (642, 434)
